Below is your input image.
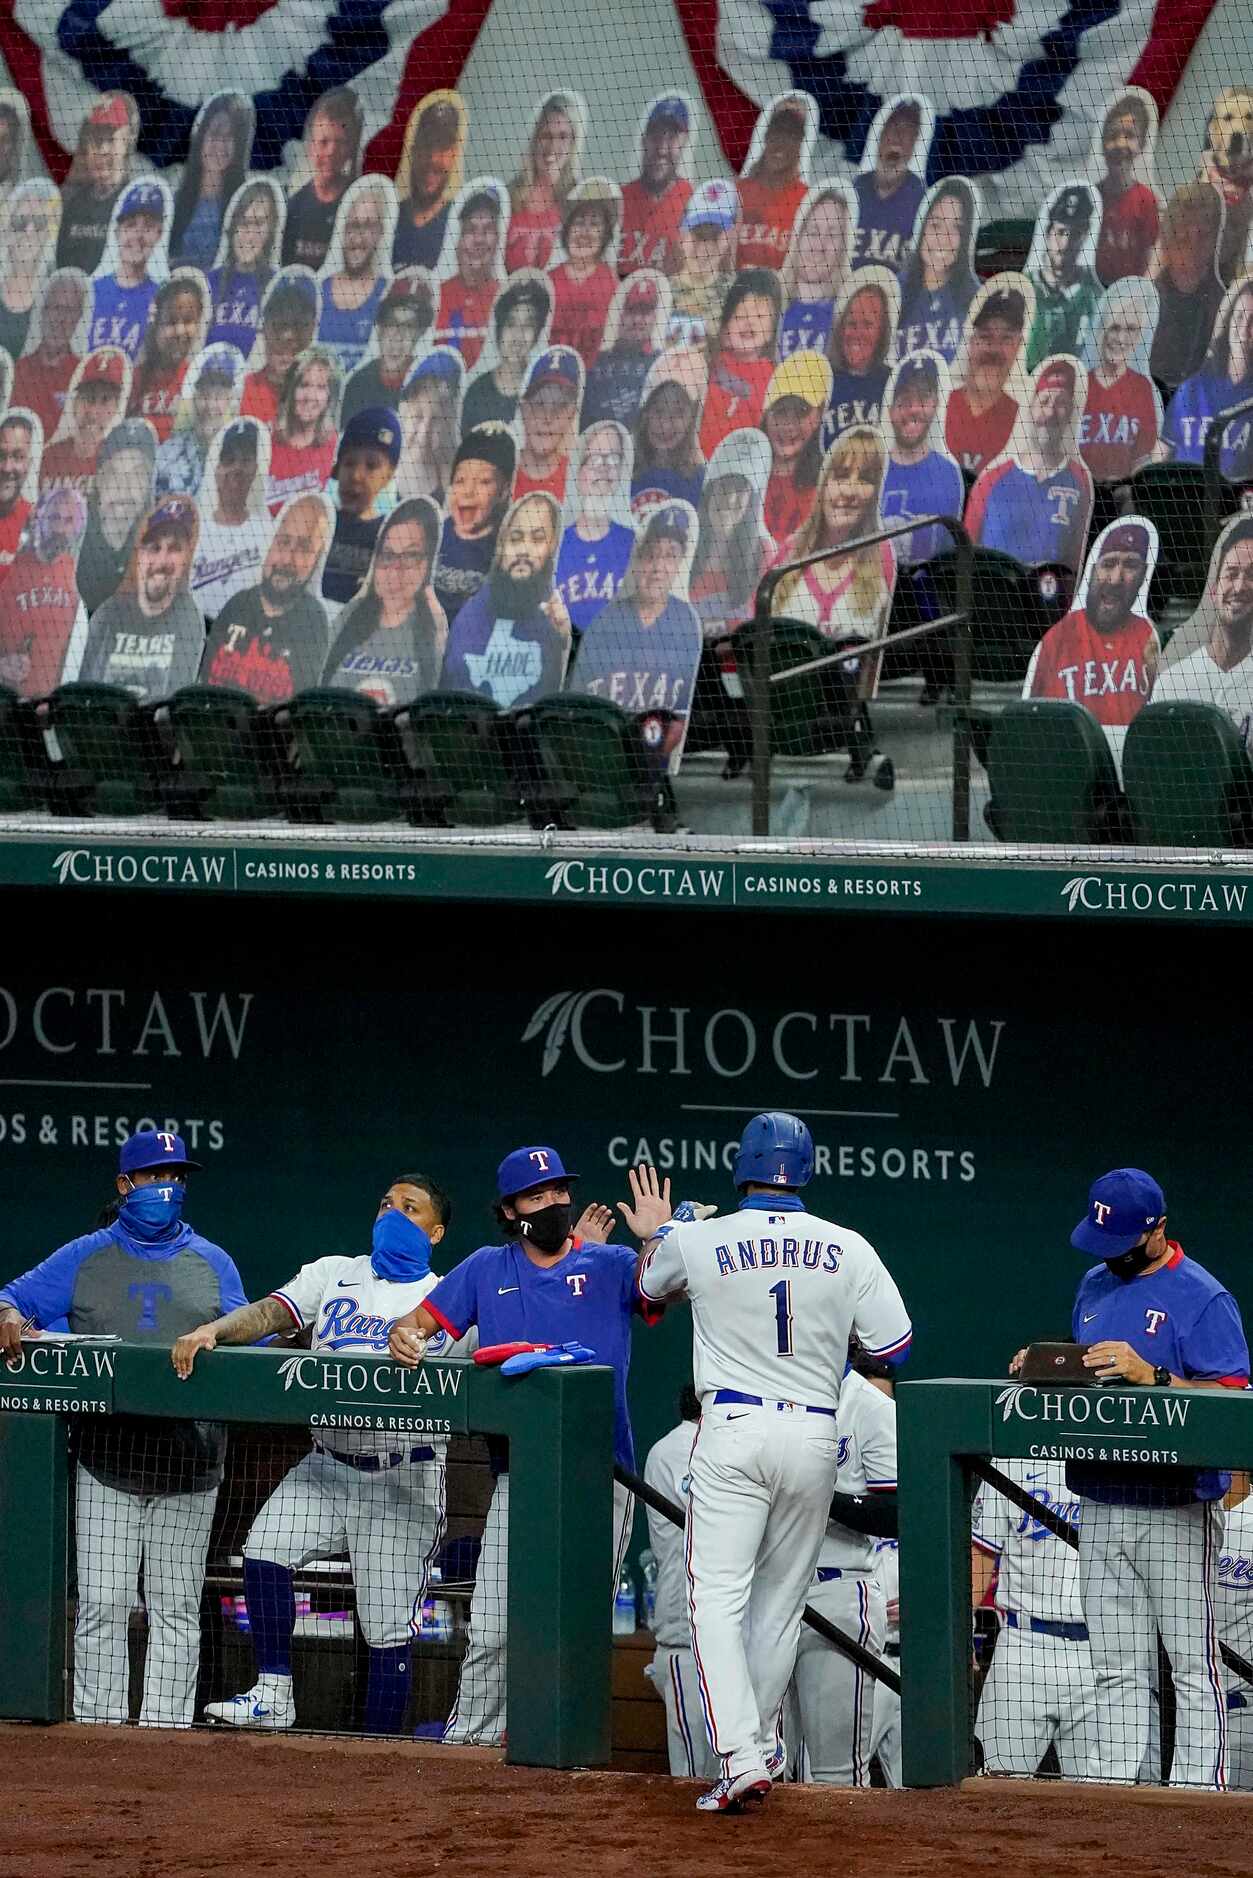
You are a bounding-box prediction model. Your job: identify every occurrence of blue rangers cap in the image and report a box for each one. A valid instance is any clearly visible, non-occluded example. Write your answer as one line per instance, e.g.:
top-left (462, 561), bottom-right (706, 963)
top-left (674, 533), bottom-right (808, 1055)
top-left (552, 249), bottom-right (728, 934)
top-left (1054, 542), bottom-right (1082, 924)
top-left (496, 1146), bottom-right (579, 1200)
top-left (1071, 1167), bottom-right (1166, 1257)
top-left (403, 349), bottom-right (462, 394)
top-left (643, 501), bottom-right (690, 548)
top-left (648, 95), bottom-right (690, 131)
top-left (523, 346), bottom-right (581, 398)
top-left (119, 1129), bottom-right (203, 1175)
top-left (118, 181), bottom-right (165, 222)
top-left (338, 405), bottom-right (402, 467)
top-left (198, 345), bottom-right (242, 383)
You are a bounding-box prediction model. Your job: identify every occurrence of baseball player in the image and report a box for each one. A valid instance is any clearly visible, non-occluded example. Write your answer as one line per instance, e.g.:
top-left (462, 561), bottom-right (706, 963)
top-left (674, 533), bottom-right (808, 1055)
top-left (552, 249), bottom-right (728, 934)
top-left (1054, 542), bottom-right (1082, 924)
top-left (793, 1358), bottom-right (898, 1785)
top-left (0, 1129), bottom-right (245, 1728)
top-left (172, 1172), bottom-right (468, 1735)
top-left (1217, 1473), bottom-right (1253, 1788)
top-left (389, 1148), bottom-right (664, 1747)
top-left (636, 1111), bottom-right (911, 1813)
top-left (644, 1384), bottom-right (718, 1779)
top-left (972, 1458), bottom-right (1099, 1777)
top-left (1049, 1167), bottom-right (1250, 1787)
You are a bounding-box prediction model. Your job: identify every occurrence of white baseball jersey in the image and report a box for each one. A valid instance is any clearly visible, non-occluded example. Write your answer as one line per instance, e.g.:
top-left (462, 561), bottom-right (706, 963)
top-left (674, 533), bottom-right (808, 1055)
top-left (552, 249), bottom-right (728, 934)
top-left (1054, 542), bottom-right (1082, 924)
top-left (972, 1457), bottom-right (1084, 1626)
top-left (817, 1371), bottom-right (898, 1574)
top-left (1217, 1495), bottom-right (1253, 1694)
top-left (271, 1255), bottom-right (472, 1458)
top-left (638, 1200), bottom-right (911, 1412)
top-left (643, 1418), bottom-right (699, 1648)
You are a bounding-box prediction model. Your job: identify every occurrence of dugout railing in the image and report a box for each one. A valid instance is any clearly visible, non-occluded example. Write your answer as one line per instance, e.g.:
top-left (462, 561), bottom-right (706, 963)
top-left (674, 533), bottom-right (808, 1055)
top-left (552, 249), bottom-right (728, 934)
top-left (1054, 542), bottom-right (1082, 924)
top-left (897, 1377), bottom-right (1253, 1787)
top-left (0, 1339), bottom-right (613, 1767)
top-left (749, 516), bottom-right (975, 841)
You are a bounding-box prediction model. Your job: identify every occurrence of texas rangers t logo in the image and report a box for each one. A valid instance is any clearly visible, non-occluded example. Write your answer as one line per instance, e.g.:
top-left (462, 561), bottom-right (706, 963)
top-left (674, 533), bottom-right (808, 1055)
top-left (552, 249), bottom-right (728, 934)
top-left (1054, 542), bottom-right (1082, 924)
top-left (530, 1150), bottom-right (550, 1173)
top-left (1093, 1201), bottom-right (1112, 1225)
top-left (1145, 1309), bottom-right (1167, 1336)
top-left (158, 1131), bottom-right (177, 1153)
top-left (566, 1274), bottom-right (587, 1297)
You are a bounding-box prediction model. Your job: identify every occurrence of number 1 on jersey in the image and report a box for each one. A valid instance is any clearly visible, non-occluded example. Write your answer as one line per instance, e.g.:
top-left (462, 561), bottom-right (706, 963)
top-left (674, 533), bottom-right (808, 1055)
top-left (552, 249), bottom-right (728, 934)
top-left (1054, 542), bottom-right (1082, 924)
top-left (769, 1279), bottom-right (794, 1356)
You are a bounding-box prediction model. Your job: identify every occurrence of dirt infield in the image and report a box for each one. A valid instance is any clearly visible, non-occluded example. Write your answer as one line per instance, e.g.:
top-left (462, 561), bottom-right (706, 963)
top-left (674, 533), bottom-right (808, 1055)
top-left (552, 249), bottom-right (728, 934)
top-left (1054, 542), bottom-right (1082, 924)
top-left (7, 1726), bottom-right (1253, 1878)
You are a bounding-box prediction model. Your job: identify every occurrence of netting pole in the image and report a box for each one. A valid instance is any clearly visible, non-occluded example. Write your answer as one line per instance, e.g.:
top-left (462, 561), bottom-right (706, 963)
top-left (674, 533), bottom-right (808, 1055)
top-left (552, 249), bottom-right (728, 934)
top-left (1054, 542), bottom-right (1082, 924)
top-left (0, 1415), bottom-right (69, 1720)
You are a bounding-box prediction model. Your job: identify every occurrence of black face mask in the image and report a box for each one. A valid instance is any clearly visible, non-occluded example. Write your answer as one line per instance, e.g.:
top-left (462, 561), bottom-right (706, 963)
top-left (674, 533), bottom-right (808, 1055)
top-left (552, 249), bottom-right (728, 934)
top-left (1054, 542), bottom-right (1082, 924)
top-left (519, 1201), bottom-right (572, 1255)
top-left (1104, 1241), bottom-right (1155, 1282)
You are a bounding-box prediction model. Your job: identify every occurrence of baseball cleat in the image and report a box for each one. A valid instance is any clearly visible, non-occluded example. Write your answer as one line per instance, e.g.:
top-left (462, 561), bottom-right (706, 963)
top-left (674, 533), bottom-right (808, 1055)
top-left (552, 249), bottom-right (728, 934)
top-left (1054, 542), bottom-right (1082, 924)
top-left (763, 1744), bottom-right (787, 1782)
top-left (204, 1679), bottom-right (295, 1730)
top-left (695, 1769), bottom-right (772, 1813)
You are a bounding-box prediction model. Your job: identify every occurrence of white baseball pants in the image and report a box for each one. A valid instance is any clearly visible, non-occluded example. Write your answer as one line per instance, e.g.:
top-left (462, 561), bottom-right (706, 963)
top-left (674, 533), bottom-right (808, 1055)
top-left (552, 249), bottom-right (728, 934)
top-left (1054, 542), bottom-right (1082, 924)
top-left (976, 1621), bottom-right (1100, 1776)
top-left (793, 1572), bottom-right (886, 1785)
top-left (1079, 1498), bottom-right (1227, 1788)
top-left (871, 1665), bottom-right (902, 1785)
top-left (651, 1644), bottom-right (719, 1777)
top-left (685, 1402), bottom-right (841, 1782)
top-left (244, 1447), bottom-right (446, 1649)
top-left (73, 1463), bottom-right (217, 1728)
top-left (445, 1472), bottom-right (634, 1746)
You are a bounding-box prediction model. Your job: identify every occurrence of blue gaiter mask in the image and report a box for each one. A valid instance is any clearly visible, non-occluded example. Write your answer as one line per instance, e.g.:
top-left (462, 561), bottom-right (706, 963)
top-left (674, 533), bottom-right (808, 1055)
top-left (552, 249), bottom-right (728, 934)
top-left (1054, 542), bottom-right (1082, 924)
top-left (371, 1210), bottom-right (433, 1282)
top-left (118, 1181), bottom-right (186, 1244)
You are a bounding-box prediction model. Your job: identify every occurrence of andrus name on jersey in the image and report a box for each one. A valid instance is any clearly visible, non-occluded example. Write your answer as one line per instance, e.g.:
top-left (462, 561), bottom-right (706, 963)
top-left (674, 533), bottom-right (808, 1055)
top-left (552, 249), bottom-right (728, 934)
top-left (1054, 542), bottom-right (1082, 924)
top-left (1077, 411), bottom-right (1145, 450)
top-left (1054, 656), bottom-right (1150, 703)
top-left (583, 669), bottom-right (690, 710)
top-left (713, 1236), bottom-right (843, 1276)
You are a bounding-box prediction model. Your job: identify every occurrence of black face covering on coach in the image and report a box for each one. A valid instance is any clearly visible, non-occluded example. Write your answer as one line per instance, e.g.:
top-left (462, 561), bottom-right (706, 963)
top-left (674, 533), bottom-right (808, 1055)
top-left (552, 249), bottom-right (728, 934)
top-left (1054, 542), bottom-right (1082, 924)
top-left (520, 1202), bottom-right (573, 1254)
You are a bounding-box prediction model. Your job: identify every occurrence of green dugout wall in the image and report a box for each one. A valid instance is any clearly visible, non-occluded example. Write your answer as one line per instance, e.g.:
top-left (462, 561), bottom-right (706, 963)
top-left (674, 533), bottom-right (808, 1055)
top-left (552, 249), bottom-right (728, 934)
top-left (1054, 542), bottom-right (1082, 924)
top-left (897, 1379), bottom-right (1253, 1786)
top-left (0, 843), bottom-right (1252, 1477)
top-left (0, 1344), bottom-right (613, 1766)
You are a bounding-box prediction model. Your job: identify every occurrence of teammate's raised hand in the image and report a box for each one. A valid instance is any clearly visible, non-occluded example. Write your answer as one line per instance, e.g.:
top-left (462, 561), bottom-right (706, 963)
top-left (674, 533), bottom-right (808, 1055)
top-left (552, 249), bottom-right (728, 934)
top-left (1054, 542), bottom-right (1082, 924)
top-left (171, 1324), bottom-right (218, 1379)
top-left (574, 1202), bottom-right (615, 1244)
top-left (618, 1164), bottom-right (673, 1241)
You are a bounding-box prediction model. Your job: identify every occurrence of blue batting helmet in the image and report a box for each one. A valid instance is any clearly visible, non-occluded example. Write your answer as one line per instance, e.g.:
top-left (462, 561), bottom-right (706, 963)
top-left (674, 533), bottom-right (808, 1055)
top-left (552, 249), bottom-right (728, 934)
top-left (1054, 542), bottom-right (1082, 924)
top-left (733, 1112), bottom-right (814, 1190)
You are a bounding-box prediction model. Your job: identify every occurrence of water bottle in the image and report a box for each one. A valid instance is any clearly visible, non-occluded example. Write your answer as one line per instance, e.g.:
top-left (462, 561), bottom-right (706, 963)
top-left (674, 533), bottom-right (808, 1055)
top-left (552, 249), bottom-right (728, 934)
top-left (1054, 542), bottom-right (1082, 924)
top-left (639, 1549), bottom-right (658, 1630)
top-left (613, 1566), bottom-right (637, 1636)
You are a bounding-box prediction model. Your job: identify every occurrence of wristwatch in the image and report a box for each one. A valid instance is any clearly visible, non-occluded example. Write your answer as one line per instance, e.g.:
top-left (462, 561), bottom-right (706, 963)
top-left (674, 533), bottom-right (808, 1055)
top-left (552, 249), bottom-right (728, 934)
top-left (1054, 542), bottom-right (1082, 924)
top-left (1151, 1365), bottom-right (1172, 1387)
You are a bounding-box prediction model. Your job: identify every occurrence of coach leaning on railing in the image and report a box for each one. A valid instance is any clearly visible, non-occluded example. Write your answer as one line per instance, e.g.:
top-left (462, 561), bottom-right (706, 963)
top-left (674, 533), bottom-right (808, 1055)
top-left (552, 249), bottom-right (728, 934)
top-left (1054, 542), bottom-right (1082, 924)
top-left (0, 1127), bottom-right (246, 1728)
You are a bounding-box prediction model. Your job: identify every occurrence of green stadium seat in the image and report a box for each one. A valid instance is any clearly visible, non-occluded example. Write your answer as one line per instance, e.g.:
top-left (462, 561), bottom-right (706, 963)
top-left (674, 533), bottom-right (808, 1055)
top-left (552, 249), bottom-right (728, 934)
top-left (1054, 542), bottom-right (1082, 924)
top-left (1122, 701), bottom-right (1253, 847)
top-left (984, 700), bottom-right (1127, 843)
top-left (731, 615), bottom-right (861, 757)
top-left (511, 693), bottom-right (677, 831)
top-left (393, 692), bottom-right (524, 828)
top-left (915, 549), bottom-right (1054, 688)
top-left (272, 689), bottom-right (410, 824)
top-left (1125, 463), bottom-right (1236, 616)
top-left (0, 684), bottom-right (45, 810)
top-left (155, 685), bottom-right (281, 822)
top-left (37, 683), bottom-right (166, 817)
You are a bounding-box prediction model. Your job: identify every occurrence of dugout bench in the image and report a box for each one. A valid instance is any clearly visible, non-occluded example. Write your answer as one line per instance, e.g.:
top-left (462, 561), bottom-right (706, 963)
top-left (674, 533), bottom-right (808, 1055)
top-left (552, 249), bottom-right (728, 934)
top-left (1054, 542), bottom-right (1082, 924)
top-left (897, 1378), bottom-right (1253, 1786)
top-left (0, 1340), bottom-right (614, 1768)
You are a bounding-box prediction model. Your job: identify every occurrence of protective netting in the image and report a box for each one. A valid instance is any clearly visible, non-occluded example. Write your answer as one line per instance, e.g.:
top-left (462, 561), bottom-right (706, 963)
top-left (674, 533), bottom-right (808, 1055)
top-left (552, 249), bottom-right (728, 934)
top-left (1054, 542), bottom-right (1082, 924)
top-left (970, 1457), bottom-right (1253, 1788)
top-left (67, 1420), bottom-right (499, 1737)
top-left (0, 14), bottom-right (1250, 845)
